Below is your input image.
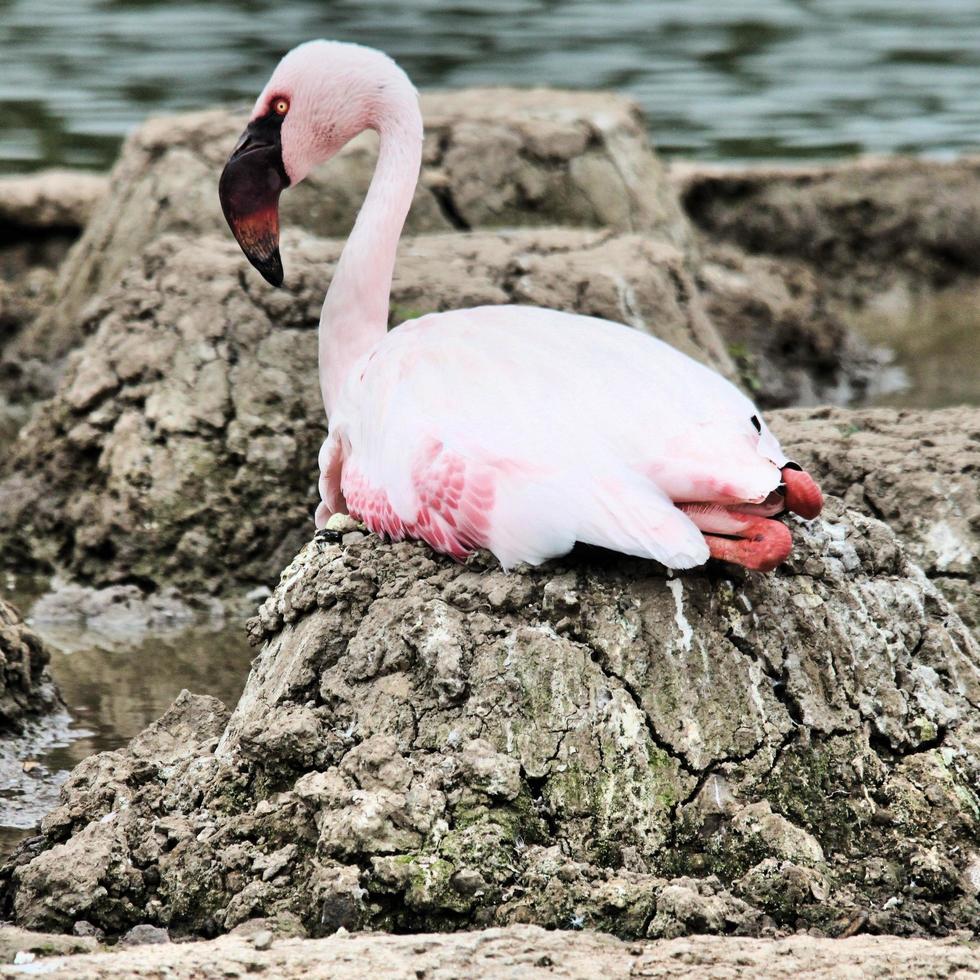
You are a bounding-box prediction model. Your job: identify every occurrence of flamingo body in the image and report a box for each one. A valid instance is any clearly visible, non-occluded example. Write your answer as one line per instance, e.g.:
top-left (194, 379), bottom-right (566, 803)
top-left (317, 304), bottom-right (795, 570)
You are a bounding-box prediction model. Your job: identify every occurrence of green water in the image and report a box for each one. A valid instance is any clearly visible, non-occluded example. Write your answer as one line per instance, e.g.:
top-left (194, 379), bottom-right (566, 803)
top-left (1, 0), bottom-right (979, 173)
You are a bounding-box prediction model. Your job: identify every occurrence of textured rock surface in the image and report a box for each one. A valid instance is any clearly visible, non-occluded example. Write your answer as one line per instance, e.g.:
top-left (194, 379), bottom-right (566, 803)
top-left (0, 170), bottom-right (107, 346)
top-left (14, 90), bottom-right (691, 366)
top-left (0, 171), bottom-right (107, 233)
top-left (0, 171), bottom-right (107, 442)
top-left (0, 926), bottom-right (976, 979)
top-left (0, 601), bottom-right (62, 733)
top-left (0, 228), bottom-right (726, 594)
top-left (772, 406), bottom-right (980, 633)
top-left (675, 156), bottom-right (980, 301)
top-left (4, 499), bottom-right (978, 939)
top-left (697, 244), bottom-right (886, 409)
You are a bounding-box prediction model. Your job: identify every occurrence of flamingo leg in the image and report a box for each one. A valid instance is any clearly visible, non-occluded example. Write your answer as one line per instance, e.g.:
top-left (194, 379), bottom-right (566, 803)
top-left (679, 504), bottom-right (793, 573)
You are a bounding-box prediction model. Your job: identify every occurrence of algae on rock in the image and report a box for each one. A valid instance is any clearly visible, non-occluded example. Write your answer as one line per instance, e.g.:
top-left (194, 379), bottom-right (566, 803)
top-left (4, 499), bottom-right (978, 940)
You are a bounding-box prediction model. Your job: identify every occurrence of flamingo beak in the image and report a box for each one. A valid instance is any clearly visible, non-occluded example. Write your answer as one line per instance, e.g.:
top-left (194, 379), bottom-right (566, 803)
top-left (219, 121), bottom-right (291, 287)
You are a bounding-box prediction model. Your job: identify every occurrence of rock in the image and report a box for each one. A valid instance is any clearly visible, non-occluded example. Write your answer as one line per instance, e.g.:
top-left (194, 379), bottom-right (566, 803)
top-left (698, 243), bottom-right (887, 409)
top-left (0, 171), bottom-right (107, 232)
top-left (28, 578), bottom-right (225, 640)
top-left (0, 924), bottom-right (96, 964)
top-left (0, 691), bottom-right (229, 933)
top-left (3, 499), bottom-right (978, 939)
top-left (0, 603), bottom-right (70, 835)
top-left (0, 228), bottom-right (726, 594)
top-left (674, 156), bottom-right (980, 301)
top-left (0, 171), bottom-right (106, 442)
top-left (118, 924), bottom-right (170, 947)
top-left (0, 926), bottom-right (976, 979)
top-left (0, 600), bottom-right (62, 733)
top-left (71, 922), bottom-right (103, 941)
top-left (13, 91), bottom-right (692, 369)
top-left (772, 405), bottom-right (980, 633)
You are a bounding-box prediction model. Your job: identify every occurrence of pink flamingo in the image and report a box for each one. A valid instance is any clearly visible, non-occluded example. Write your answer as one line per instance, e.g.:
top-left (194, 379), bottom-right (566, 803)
top-left (219, 41), bottom-right (823, 573)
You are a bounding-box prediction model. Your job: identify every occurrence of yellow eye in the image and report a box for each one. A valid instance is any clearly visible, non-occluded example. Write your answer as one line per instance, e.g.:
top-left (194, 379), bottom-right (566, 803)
top-left (273, 98), bottom-right (289, 116)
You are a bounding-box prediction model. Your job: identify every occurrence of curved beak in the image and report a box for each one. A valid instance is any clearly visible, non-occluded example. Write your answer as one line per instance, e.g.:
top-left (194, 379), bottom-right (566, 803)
top-left (218, 120), bottom-right (291, 287)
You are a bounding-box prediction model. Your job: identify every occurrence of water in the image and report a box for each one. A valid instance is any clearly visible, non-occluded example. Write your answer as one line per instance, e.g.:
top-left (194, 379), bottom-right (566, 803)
top-left (0, 585), bottom-right (255, 858)
top-left (1, 0), bottom-right (979, 174)
top-left (852, 283), bottom-right (980, 410)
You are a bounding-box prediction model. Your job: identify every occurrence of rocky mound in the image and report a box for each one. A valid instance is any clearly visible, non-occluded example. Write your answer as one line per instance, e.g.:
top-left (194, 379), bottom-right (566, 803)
top-left (0, 600), bottom-right (62, 733)
top-left (0, 228), bottom-right (725, 594)
top-left (0, 170), bottom-right (108, 353)
top-left (675, 156), bottom-right (980, 301)
top-left (4, 498), bottom-right (978, 939)
top-left (697, 244), bottom-right (887, 408)
top-left (0, 170), bottom-right (106, 234)
top-left (12, 90), bottom-right (691, 369)
top-left (771, 406), bottom-right (980, 632)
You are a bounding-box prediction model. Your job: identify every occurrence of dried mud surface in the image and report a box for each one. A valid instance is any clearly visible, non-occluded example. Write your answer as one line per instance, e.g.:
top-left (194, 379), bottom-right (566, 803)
top-left (0, 925), bottom-right (977, 980)
top-left (773, 406), bottom-right (980, 632)
top-left (3, 499), bottom-right (978, 941)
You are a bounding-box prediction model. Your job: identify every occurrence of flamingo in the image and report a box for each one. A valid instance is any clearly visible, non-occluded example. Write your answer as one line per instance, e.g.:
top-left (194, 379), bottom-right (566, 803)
top-left (218, 40), bottom-right (823, 573)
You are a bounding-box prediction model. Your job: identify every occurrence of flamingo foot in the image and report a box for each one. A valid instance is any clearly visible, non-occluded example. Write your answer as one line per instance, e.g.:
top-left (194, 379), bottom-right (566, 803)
top-left (703, 518), bottom-right (793, 573)
top-left (781, 465), bottom-right (824, 520)
top-left (679, 504), bottom-right (794, 572)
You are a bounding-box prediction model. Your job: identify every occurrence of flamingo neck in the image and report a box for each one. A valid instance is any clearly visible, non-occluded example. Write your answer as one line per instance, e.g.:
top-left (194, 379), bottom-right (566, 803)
top-left (318, 93), bottom-right (422, 418)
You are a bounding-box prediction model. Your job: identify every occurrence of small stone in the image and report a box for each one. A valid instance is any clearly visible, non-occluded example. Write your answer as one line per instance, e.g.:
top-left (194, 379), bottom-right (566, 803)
top-left (451, 868), bottom-right (486, 896)
top-left (252, 929), bottom-right (273, 951)
top-left (119, 924), bottom-right (171, 946)
top-left (325, 514), bottom-right (359, 535)
top-left (73, 920), bottom-right (103, 940)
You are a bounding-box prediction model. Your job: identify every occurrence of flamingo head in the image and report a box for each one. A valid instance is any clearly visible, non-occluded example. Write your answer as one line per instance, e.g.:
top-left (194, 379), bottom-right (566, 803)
top-left (219, 40), bottom-right (412, 287)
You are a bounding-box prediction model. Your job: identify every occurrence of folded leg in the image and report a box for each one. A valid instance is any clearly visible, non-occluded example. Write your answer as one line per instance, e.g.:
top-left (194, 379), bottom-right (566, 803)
top-left (679, 503), bottom-right (793, 573)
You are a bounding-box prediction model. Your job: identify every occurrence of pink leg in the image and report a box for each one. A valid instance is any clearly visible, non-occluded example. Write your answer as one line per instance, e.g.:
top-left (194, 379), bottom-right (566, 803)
top-left (680, 504), bottom-right (793, 573)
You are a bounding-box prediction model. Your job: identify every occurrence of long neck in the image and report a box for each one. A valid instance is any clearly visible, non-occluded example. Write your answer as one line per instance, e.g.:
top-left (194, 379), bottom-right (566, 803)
top-left (319, 95), bottom-right (422, 417)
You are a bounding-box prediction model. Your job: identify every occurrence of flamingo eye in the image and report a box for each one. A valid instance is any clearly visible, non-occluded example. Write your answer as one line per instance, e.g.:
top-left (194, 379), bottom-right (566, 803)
top-left (273, 98), bottom-right (289, 116)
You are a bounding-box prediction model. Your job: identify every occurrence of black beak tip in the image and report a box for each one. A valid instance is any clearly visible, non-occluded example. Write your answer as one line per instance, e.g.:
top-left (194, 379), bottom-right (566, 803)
top-left (257, 250), bottom-right (284, 288)
top-left (243, 248), bottom-right (283, 288)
